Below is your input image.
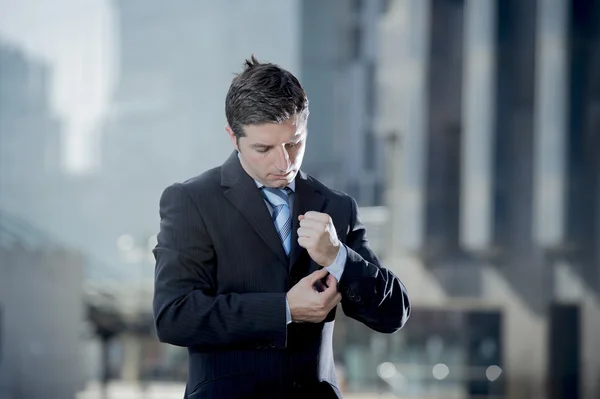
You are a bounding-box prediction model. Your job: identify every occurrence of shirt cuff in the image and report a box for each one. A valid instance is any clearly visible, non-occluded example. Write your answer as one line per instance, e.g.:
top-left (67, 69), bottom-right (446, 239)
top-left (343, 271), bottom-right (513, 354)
top-left (285, 298), bottom-right (292, 325)
top-left (324, 244), bottom-right (347, 282)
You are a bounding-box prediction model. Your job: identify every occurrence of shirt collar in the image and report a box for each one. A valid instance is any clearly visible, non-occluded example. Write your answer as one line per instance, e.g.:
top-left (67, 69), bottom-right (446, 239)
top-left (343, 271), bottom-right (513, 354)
top-left (254, 179), bottom-right (295, 192)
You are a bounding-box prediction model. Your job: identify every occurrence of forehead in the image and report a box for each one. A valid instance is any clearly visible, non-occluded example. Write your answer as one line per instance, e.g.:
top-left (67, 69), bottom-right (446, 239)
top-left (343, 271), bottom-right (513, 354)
top-left (242, 116), bottom-right (306, 144)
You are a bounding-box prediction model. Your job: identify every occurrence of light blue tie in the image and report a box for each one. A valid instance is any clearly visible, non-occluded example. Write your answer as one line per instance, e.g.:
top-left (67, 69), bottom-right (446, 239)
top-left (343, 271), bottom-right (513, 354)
top-left (261, 187), bottom-right (292, 256)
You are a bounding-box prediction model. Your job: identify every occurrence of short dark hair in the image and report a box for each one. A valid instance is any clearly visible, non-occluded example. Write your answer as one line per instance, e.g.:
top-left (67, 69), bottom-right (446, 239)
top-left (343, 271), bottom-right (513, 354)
top-left (225, 55), bottom-right (309, 139)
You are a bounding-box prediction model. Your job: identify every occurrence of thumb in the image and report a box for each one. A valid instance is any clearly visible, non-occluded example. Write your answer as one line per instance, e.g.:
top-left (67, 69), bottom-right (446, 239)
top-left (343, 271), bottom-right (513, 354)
top-left (307, 268), bottom-right (329, 284)
top-left (298, 214), bottom-right (305, 221)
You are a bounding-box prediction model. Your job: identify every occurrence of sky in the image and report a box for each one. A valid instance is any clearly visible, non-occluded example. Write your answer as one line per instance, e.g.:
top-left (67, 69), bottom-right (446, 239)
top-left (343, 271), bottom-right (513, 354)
top-left (0, 0), bottom-right (115, 173)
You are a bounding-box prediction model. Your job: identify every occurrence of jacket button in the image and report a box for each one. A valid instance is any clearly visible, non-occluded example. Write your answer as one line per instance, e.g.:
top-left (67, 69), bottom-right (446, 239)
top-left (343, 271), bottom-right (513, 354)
top-left (348, 291), bottom-right (355, 298)
top-left (269, 342), bottom-right (276, 348)
top-left (355, 295), bottom-right (362, 302)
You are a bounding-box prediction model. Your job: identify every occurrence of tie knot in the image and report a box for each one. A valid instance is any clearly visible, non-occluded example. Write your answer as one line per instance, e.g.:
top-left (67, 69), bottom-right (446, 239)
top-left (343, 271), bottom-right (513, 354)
top-left (261, 186), bottom-right (292, 206)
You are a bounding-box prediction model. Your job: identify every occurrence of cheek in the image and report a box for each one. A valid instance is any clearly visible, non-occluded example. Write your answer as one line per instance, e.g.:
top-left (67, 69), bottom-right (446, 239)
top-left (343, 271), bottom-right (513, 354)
top-left (248, 154), bottom-right (269, 171)
top-left (292, 147), bottom-right (305, 164)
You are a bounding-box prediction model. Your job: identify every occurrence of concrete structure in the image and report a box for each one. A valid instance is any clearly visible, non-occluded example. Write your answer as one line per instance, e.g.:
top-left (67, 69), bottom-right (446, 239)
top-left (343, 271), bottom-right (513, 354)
top-left (377, 0), bottom-right (600, 398)
top-left (0, 211), bottom-right (86, 399)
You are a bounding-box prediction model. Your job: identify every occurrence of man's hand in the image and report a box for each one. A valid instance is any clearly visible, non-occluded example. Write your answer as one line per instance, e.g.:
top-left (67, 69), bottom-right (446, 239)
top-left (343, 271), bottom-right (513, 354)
top-left (287, 268), bottom-right (342, 323)
top-left (297, 211), bottom-right (340, 267)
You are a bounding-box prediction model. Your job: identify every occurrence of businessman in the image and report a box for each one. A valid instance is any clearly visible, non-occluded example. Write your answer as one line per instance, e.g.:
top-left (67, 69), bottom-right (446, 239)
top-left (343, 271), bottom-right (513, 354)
top-left (153, 55), bottom-right (410, 398)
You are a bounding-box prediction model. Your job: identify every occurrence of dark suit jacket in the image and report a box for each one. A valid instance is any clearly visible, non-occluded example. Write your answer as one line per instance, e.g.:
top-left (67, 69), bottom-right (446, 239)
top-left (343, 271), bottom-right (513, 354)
top-left (153, 151), bottom-right (410, 398)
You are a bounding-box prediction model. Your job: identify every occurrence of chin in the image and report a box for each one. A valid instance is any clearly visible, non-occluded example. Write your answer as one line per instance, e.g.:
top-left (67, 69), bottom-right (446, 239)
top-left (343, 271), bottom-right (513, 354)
top-left (270, 181), bottom-right (290, 188)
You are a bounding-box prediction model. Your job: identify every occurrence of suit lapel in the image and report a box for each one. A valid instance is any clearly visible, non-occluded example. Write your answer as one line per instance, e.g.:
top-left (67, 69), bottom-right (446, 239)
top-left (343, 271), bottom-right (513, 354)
top-left (221, 152), bottom-right (288, 266)
top-left (289, 171), bottom-right (327, 268)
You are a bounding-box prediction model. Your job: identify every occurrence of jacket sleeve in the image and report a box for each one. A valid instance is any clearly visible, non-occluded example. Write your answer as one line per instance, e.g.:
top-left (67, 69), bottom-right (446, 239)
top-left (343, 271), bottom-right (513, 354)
top-left (338, 196), bottom-right (411, 333)
top-left (152, 183), bottom-right (287, 349)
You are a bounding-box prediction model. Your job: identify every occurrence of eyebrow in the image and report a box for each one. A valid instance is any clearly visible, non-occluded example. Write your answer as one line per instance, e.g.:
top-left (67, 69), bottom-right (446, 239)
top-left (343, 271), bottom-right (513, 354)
top-left (251, 137), bottom-right (303, 149)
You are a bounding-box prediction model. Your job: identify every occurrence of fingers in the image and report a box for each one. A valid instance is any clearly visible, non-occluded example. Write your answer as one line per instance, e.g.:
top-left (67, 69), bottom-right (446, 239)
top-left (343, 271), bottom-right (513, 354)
top-left (326, 273), bottom-right (337, 286)
top-left (307, 268), bottom-right (329, 284)
top-left (291, 270), bottom-right (342, 323)
top-left (298, 213), bottom-right (332, 240)
top-left (297, 236), bottom-right (312, 249)
top-left (297, 226), bottom-right (313, 238)
top-left (302, 211), bottom-right (331, 223)
top-left (297, 236), bottom-right (325, 253)
top-left (321, 276), bottom-right (339, 300)
top-left (324, 292), bottom-right (342, 313)
top-left (299, 218), bottom-right (327, 232)
top-left (297, 220), bottom-right (329, 240)
top-left (313, 279), bottom-right (327, 292)
top-left (329, 293), bottom-right (342, 305)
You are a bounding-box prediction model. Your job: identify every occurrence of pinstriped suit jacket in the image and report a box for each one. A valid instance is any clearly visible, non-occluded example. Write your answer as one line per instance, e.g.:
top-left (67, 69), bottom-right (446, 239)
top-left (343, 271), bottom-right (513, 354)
top-left (153, 151), bottom-right (410, 398)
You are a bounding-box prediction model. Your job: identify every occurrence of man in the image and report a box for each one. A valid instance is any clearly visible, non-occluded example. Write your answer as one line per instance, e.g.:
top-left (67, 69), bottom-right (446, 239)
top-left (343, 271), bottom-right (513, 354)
top-left (153, 56), bottom-right (410, 398)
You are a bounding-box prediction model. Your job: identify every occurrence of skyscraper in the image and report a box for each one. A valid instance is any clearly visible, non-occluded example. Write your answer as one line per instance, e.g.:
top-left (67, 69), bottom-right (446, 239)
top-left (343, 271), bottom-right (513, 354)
top-left (0, 39), bottom-right (63, 228)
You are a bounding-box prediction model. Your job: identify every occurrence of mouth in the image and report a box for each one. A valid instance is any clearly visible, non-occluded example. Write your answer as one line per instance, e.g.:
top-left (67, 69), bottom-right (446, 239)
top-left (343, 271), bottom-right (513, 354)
top-left (273, 170), bottom-right (294, 178)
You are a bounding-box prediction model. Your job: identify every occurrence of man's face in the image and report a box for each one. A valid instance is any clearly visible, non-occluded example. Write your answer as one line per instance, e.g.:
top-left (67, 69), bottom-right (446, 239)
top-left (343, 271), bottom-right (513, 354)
top-left (227, 115), bottom-right (306, 188)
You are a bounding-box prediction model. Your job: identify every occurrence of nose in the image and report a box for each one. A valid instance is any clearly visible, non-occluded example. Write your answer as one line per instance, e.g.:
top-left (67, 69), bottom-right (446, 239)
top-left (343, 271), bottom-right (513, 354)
top-left (275, 145), bottom-right (291, 172)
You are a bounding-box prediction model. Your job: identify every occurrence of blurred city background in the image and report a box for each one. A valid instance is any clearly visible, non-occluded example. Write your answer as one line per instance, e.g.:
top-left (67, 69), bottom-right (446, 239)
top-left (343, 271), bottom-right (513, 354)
top-left (0, 0), bottom-right (599, 398)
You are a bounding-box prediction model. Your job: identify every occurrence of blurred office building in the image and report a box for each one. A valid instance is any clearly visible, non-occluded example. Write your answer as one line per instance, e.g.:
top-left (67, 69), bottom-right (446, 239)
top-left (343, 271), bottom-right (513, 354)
top-left (0, 41), bottom-right (64, 233)
top-left (0, 39), bottom-right (86, 399)
top-left (0, 36), bottom-right (130, 399)
top-left (367, 0), bottom-right (600, 398)
top-left (0, 211), bottom-right (85, 399)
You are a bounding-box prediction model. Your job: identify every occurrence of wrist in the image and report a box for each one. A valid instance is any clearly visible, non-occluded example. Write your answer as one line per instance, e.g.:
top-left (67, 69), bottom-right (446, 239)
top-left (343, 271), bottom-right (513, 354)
top-left (325, 244), bottom-right (341, 267)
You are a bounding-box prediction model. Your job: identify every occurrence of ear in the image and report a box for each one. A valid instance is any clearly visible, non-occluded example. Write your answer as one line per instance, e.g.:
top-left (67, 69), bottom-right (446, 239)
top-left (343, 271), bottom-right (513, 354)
top-left (225, 125), bottom-right (239, 151)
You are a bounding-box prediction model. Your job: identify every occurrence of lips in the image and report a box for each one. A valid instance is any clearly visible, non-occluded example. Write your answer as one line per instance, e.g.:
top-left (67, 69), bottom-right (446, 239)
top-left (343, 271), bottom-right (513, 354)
top-left (273, 171), bottom-right (293, 178)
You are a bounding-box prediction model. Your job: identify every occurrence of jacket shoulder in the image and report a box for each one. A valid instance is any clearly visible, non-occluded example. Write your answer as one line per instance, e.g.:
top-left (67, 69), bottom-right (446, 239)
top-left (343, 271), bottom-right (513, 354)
top-left (180, 166), bottom-right (222, 190)
top-left (159, 166), bottom-right (222, 204)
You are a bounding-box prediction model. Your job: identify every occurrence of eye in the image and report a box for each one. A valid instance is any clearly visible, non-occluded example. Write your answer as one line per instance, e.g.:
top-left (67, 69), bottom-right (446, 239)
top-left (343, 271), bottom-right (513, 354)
top-left (256, 147), bottom-right (270, 154)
